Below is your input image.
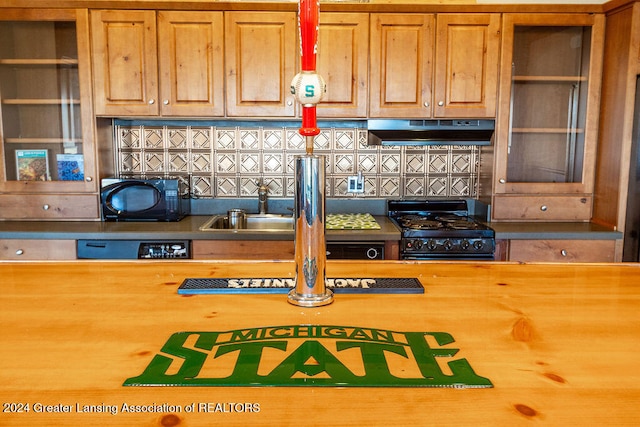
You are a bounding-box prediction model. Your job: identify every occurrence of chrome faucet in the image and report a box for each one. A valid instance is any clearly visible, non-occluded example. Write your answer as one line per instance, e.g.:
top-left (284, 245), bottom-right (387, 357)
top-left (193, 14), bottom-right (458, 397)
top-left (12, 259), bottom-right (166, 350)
top-left (258, 181), bottom-right (268, 214)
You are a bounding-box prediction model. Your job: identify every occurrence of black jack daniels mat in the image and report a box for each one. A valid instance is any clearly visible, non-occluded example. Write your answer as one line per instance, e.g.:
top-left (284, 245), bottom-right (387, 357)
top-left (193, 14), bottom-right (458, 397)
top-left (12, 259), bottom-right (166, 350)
top-left (178, 277), bottom-right (424, 295)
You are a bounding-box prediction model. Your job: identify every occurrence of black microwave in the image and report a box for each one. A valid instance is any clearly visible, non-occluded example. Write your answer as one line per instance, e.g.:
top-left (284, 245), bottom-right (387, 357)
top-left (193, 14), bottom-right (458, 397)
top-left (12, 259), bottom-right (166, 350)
top-left (101, 178), bottom-right (190, 221)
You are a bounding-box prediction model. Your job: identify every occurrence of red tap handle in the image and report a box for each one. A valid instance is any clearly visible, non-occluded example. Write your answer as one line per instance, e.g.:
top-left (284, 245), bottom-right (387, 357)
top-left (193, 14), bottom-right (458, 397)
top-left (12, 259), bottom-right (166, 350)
top-left (298, 0), bottom-right (320, 142)
top-left (299, 0), bottom-right (319, 72)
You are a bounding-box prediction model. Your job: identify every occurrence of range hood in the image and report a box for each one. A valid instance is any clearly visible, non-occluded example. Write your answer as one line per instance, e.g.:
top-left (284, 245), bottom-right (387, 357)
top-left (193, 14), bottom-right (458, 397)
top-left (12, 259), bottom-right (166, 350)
top-left (367, 119), bottom-right (495, 146)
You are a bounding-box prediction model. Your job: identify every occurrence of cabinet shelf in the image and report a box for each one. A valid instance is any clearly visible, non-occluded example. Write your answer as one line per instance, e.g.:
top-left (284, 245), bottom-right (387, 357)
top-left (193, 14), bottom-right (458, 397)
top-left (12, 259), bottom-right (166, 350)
top-left (513, 76), bottom-right (588, 82)
top-left (0, 58), bottom-right (78, 66)
top-left (512, 128), bottom-right (585, 134)
top-left (4, 138), bottom-right (83, 144)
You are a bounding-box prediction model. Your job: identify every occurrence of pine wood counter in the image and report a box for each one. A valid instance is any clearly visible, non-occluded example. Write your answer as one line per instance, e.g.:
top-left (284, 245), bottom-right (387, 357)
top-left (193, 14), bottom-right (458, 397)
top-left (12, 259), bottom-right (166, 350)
top-left (1, 260), bottom-right (639, 426)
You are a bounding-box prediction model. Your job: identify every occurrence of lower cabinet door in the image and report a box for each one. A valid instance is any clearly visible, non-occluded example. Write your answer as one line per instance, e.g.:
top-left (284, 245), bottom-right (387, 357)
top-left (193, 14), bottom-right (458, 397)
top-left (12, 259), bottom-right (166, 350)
top-left (0, 239), bottom-right (77, 260)
top-left (192, 240), bottom-right (294, 260)
top-left (0, 194), bottom-right (99, 220)
top-left (492, 196), bottom-right (592, 221)
top-left (508, 239), bottom-right (615, 262)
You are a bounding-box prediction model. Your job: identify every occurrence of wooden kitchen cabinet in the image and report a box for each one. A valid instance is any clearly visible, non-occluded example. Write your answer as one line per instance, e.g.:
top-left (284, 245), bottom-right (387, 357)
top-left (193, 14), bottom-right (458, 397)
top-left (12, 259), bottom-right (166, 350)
top-left (0, 239), bottom-right (76, 259)
top-left (225, 12), bottom-right (297, 117)
top-left (192, 240), bottom-right (295, 260)
top-left (492, 14), bottom-right (605, 221)
top-left (508, 239), bottom-right (615, 262)
top-left (433, 14), bottom-right (500, 118)
top-left (369, 13), bottom-right (499, 118)
top-left (369, 14), bottom-right (433, 118)
top-left (316, 13), bottom-right (369, 118)
top-left (91, 10), bottom-right (224, 117)
top-left (0, 9), bottom-right (100, 219)
top-left (157, 11), bottom-right (224, 116)
top-left (90, 10), bottom-right (157, 116)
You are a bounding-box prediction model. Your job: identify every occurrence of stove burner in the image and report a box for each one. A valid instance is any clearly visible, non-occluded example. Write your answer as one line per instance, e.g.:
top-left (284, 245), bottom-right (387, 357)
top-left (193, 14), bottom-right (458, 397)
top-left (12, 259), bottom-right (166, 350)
top-left (398, 215), bottom-right (443, 230)
top-left (397, 213), bottom-right (482, 231)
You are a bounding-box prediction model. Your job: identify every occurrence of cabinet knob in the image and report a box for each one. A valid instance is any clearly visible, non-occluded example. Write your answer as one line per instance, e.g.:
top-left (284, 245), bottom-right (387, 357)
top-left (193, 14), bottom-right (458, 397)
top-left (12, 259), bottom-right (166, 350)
top-left (287, 100), bottom-right (293, 106)
top-left (163, 99), bottom-right (169, 105)
top-left (42, 204), bottom-right (50, 210)
top-left (85, 176), bottom-right (93, 182)
top-left (148, 99), bottom-right (155, 105)
top-left (540, 205), bottom-right (548, 212)
top-left (499, 178), bottom-right (506, 184)
top-left (560, 249), bottom-right (568, 257)
top-left (15, 249), bottom-right (24, 256)
top-left (438, 101), bottom-right (444, 106)
top-left (424, 102), bottom-right (430, 108)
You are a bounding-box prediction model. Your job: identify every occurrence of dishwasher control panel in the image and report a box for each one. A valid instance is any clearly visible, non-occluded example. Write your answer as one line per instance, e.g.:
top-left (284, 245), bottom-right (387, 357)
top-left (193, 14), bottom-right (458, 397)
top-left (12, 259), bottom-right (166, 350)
top-left (138, 241), bottom-right (189, 259)
top-left (77, 240), bottom-right (190, 259)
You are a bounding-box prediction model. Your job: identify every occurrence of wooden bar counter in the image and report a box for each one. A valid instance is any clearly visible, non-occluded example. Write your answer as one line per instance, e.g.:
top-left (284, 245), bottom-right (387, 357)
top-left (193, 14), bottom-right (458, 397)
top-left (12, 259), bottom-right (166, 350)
top-left (1, 260), bottom-right (639, 426)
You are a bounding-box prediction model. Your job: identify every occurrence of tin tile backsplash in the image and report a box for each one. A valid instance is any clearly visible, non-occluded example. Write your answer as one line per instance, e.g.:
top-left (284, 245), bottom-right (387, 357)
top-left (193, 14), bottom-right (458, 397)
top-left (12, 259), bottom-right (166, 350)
top-left (114, 123), bottom-right (480, 199)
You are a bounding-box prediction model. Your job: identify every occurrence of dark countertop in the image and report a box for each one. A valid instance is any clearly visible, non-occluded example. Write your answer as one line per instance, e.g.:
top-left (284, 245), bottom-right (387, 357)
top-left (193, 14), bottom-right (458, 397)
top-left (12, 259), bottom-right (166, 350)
top-left (0, 215), bottom-right (622, 241)
top-left (0, 215), bottom-right (400, 242)
top-left (490, 221), bottom-right (622, 240)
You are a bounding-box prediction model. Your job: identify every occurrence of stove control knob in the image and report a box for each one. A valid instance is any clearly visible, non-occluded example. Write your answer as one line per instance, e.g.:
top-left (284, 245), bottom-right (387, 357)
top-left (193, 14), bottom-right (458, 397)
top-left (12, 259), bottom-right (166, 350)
top-left (426, 240), bottom-right (438, 251)
top-left (413, 239), bottom-right (424, 250)
top-left (443, 240), bottom-right (454, 251)
top-left (473, 240), bottom-right (485, 251)
top-left (460, 239), bottom-right (470, 250)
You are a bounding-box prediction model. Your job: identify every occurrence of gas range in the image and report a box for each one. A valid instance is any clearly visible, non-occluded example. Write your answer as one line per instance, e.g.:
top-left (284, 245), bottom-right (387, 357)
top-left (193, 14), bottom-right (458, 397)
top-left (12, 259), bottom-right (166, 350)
top-left (387, 199), bottom-right (495, 260)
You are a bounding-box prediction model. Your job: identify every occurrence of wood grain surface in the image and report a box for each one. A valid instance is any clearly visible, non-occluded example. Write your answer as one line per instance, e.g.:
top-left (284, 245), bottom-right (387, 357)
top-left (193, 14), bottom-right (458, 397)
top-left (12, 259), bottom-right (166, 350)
top-left (1, 260), bottom-right (639, 426)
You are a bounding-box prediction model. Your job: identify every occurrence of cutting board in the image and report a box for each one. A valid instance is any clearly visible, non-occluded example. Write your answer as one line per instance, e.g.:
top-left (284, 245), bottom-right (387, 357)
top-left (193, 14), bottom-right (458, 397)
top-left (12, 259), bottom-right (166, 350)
top-left (325, 213), bottom-right (381, 230)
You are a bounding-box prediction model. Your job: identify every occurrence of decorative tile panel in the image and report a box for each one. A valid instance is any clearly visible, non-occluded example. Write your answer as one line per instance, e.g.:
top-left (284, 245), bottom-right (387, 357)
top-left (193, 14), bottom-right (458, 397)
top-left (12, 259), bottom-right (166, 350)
top-left (119, 127), bottom-right (141, 149)
top-left (358, 153), bottom-right (377, 173)
top-left (114, 123), bottom-right (481, 199)
top-left (216, 152), bottom-right (237, 173)
top-left (193, 176), bottom-right (213, 197)
top-left (215, 175), bottom-right (237, 197)
top-left (144, 128), bottom-right (164, 149)
top-left (191, 153), bottom-right (211, 173)
top-left (216, 129), bottom-right (236, 149)
top-left (191, 127), bottom-right (212, 149)
top-left (240, 153), bottom-right (260, 173)
top-left (168, 129), bottom-right (187, 149)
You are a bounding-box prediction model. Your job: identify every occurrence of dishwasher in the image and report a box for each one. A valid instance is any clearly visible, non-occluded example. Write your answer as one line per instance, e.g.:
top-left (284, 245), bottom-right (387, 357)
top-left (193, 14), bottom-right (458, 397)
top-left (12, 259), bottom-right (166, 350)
top-left (77, 240), bottom-right (191, 259)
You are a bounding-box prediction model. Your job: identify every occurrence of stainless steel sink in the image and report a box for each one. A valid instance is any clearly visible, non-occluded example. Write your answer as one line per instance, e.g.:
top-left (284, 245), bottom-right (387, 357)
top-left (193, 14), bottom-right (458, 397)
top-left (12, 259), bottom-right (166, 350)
top-left (199, 213), bottom-right (294, 231)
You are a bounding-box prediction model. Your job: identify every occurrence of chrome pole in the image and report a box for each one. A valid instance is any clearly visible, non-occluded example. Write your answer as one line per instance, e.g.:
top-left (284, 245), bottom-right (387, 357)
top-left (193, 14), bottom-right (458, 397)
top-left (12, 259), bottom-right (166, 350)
top-left (288, 154), bottom-right (333, 307)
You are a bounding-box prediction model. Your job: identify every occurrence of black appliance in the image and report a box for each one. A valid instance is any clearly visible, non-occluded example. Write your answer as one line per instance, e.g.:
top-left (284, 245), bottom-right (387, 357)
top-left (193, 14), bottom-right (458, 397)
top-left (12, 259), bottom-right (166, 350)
top-left (367, 119), bottom-right (495, 146)
top-left (387, 199), bottom-right (495, 260)
top-left (326, 242), bottom-right (384, 260)
top-left (77, 240), bottom-right (190, 259)
top-left (101, 178), bottom-right (190, 221)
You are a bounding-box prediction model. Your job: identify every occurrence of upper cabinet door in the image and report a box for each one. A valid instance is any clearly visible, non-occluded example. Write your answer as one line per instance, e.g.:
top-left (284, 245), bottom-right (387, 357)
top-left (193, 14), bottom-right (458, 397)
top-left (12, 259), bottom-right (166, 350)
top-left (369, 14), bottom-right (434, 118)
top-left (494, 13), bottom-right (605, 196)
top-left (0, 9), bottom-right (98, 195)
top-left (433, 14), bottom-right (500, 118)
top-left (316, 13), bottom-right (369, 118)
top-left (157, 11), bottom-right (224, 117)
top-left (225, 12), bottom-right (297, 117)
top-left (90, 10), bottom-right (158, 116)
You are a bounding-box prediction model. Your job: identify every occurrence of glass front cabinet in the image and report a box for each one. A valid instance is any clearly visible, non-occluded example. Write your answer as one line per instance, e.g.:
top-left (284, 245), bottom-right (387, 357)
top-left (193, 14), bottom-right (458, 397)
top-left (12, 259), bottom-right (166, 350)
top-left (492, 14), bottom-right (605, 221)
top-left (0, 10), bottom-right (99, 219)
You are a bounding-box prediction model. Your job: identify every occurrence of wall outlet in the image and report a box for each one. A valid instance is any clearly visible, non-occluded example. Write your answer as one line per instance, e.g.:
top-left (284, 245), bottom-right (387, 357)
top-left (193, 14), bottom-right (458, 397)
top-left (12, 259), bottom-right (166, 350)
top-left (347, 174), bottom-right (365, 193)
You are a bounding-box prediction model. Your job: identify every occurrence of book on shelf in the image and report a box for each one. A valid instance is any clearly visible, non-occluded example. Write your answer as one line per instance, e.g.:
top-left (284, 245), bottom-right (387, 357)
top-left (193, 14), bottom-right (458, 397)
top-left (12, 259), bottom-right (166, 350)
top-left (15, 149), bottom-right (50, 181)
top-left (56, 153), bottom-right (84, 181)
